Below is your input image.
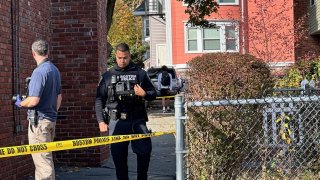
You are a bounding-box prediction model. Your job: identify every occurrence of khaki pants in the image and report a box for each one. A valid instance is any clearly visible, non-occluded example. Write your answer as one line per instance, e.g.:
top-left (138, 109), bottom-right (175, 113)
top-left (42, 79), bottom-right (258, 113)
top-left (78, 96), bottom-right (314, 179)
top-left (28, 119), bottom-right (56, 180)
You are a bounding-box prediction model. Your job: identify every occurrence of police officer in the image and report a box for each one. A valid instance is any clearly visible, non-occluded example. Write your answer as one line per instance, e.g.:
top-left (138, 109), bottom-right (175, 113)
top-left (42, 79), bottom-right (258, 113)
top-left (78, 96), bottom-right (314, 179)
top-left (95, 43), bottom-right (156, 180)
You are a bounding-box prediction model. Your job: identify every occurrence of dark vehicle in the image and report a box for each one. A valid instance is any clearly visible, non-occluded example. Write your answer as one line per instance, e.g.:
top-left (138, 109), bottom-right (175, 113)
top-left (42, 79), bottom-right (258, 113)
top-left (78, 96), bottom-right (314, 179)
top-left (146, 66), bottom-right (182, 96)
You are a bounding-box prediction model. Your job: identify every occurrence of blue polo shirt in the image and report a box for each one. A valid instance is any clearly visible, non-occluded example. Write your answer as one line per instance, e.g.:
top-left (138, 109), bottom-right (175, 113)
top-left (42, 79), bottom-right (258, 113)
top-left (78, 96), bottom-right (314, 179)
top-left (28, 60), bottom-right (61, 121)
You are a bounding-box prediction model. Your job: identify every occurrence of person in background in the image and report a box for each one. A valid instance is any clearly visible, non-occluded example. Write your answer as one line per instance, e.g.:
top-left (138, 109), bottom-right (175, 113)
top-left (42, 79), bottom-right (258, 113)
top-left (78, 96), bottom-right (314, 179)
top-left (14, 38), bottom-right (62, 180)
top-left (157, 65), bottom-right (172, 113)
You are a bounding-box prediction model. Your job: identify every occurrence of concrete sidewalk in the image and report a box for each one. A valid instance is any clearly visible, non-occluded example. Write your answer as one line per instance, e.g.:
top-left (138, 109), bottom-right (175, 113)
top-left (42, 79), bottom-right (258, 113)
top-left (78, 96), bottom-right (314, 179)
top-left (54, 134), bottom-right (176, 180)
top-left (27, 108), bottom-right (176, 180)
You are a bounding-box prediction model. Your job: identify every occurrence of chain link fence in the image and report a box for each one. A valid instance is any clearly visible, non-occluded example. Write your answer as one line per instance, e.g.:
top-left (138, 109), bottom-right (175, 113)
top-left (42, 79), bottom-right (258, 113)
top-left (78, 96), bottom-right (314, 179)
top-left (181, 91), bottom-right (320, 179)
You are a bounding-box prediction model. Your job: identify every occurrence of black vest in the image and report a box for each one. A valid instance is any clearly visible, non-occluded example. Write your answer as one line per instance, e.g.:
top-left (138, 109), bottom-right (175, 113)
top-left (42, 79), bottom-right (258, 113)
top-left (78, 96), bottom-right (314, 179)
top-left (106, 69), bottom-right (144, 112)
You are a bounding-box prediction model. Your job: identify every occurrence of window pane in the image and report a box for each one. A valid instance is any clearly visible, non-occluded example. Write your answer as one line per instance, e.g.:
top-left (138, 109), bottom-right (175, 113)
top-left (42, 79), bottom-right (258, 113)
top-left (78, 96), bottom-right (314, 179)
top-left (145, 19), bottom-right (150, 37)
top-left (225, 26), bottom-right (235, 38)
top-left (161, 0), bottom-right (166, 12)
top-left (204, 40), bottom-right (220, 50)
top-left (219, 0), bottom-right (236, 3)
top-left (226, 39), bottom-right (236, 50)
top-left (204, 28), bottom-right (219, 39)
top-left (188, 29), bottom-right (197, 39)
top-left (311, 0), bottom-right (315, 6)
top-left (188, 40), bottom-right (198, 51)
top-left (148, 0), bottom-right (158, 12)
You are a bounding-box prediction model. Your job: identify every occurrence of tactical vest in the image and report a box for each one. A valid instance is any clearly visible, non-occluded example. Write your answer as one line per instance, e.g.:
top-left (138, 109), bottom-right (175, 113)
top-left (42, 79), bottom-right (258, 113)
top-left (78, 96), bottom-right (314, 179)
top-left (106, 69), bottom-right (144, 112)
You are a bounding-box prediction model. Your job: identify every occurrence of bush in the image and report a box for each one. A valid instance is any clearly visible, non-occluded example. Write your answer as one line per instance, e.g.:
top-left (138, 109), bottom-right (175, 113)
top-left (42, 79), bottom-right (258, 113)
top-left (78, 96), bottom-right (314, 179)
top-left (185, 53), bottom-right (274, 179)
top-left (186, 53), bottom-right (273, 100)
top-left (275, 59), bottom-right (320, 88)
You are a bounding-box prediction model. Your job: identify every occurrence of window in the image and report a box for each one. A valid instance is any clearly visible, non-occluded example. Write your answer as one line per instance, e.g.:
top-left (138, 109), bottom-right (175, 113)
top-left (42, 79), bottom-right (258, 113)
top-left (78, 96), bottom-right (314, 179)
top-left (183, 0), bottom-right (238, 6)
top-left (144, 18), bottom-right (150, 37)
top-left (148, 0), bottom-right (158, 12)
top-left (203, 28), bottom-right (220, 50)
top-left (218, 0), bottom-right (239, 5)
top-left (148, 0), bottom-right (165, 13)
top-left (185, 22), bottom-right (239, 53)
top-left (187, 28), bottom-right (197, 51)
top-left (310, 0), bottom-right (315, 6)
top-left (225, 26), bottom-right (237, 50)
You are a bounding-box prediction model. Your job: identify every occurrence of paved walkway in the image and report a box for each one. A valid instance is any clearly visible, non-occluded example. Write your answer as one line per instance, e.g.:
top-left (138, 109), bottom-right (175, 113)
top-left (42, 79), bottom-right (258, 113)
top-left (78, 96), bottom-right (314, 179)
top-left (27, 108), bottom-right (176, 180)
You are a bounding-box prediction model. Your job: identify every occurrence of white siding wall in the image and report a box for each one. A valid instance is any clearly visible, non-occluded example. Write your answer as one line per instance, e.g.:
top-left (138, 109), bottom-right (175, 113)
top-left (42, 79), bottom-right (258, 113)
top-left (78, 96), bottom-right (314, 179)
top-left (309, 0), bottom-right (320, 34)
top-left (149, 16), bottom-right (166, 67)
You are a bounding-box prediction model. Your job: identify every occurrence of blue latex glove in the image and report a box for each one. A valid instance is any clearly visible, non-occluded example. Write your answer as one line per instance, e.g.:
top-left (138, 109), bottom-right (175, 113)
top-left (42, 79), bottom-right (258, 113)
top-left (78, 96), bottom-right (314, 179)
top-left (15, 95), bottom-right (22, 108)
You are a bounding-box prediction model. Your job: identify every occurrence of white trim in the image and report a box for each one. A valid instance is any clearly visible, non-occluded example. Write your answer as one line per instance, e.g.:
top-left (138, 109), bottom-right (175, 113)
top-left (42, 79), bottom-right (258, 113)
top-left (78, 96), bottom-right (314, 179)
top-left (144, 37), bottom-right (150, 43)
top-left (182, 2), bottom-right (187, 6)
top-left (218, 0), bottom-right (239, 5)
top-left (268, 62), bottom-right (294, 68)
top-left (182, 0), bottom-right (239, 6)
top-left (174, 63), bottom-right (188, 69)
top-left (173, 62), bottom-right (294, 70)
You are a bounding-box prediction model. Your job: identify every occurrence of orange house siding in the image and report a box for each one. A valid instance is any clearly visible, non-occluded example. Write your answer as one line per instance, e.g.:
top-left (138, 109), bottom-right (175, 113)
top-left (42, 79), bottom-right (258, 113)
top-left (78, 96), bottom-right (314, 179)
top-left (247, 0), bottom-right (294, 63)
top-left (171, 1), bottom-right (241, 65)
top-left (170, 0), bottom-right (294, 66)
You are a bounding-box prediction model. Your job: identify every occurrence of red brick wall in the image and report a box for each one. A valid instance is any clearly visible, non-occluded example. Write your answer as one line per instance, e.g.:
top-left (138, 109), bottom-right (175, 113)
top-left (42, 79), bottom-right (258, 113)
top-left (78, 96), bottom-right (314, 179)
top-left (0, 0), bottom-right (108, 178)
top-left (294, 0), bottom-right (320, 60)
top-left (97, 0), bottom-right (108, 74)
top-left (97, 0), bottom-right (110, 162)
top-left (0, 0), bottom-right (51, 179)
top-left (50, 0), bottom-right (108, 166)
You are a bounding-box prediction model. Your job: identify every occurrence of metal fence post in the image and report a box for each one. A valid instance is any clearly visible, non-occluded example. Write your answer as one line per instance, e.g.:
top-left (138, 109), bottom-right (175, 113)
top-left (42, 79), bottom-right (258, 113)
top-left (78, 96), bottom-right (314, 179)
top-left (175, 93), bottom-right (185, 180)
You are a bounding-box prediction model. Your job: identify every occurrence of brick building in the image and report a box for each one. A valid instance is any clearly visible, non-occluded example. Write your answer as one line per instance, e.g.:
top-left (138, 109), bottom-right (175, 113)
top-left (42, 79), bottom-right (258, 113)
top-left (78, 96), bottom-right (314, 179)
top-left (0, 0), bottom-right (108, 179)
top-left (294, 0), bottom-right (320, 60)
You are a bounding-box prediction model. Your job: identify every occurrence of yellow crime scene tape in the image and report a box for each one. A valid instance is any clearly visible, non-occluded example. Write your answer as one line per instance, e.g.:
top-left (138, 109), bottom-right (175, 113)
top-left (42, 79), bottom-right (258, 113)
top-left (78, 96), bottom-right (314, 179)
top-left (156, 95), bottom-right (175, 99)
top-left (0, 131), bottom-right (175, 158)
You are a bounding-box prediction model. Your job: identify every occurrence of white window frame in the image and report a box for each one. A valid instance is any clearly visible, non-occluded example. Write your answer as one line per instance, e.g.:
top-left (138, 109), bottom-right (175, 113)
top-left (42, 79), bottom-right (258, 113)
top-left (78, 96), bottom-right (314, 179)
top-left (149, 0), bottom-right (166, 13)
top-left (183, 0), bottom-right (239, 6)
top-left (148, 0), bottom-right (158, 13)
top-left (143, 18), bottom-right (150, 38)
top-left (182, 2), bottom-right (187, 6)
top-left (218, 0), bottom-right (239, 6)
top-left (184, 21), bottom-right (239, 53)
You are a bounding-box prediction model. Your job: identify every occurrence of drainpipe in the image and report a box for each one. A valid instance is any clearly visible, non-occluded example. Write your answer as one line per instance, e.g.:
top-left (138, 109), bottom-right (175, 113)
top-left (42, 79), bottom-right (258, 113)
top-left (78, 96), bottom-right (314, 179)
top-left (11, 0), bottom-right (22, 133)
top-left (241, 0), bottom-right (246, 54)
top-left (165, 0), bottom-right (172, 65)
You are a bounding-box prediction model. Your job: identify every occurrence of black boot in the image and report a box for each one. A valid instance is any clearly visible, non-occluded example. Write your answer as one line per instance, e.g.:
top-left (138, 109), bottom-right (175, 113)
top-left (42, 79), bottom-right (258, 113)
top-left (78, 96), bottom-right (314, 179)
top-left (137, 154), bottom-right (151, 180)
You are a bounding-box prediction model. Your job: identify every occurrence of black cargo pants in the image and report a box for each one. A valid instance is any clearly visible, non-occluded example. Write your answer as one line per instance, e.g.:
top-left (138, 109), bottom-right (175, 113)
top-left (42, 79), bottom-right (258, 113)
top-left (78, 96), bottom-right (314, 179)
top-left (109, 117), bottom-right (152, 180)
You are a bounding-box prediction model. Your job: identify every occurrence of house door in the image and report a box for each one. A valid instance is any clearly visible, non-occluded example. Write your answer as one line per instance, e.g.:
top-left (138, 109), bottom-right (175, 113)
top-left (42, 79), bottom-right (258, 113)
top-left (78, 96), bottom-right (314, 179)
top-left (156, 44), bottom-right (167, 66)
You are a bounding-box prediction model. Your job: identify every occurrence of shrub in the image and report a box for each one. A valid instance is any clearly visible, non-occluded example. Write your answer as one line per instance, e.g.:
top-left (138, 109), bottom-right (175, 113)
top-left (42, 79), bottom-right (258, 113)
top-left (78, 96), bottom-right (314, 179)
top-left (275, 59), bottom-right (320, 88)
top-left (186, 53), bottom-right (273, 100)
top-left (185, 53), bottom-right (274, 179)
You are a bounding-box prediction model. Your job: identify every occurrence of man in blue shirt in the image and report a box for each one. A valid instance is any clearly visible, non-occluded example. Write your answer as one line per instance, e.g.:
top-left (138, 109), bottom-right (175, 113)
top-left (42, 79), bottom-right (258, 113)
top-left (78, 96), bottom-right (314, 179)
top-left (15, 38), bottom-right (62, 180)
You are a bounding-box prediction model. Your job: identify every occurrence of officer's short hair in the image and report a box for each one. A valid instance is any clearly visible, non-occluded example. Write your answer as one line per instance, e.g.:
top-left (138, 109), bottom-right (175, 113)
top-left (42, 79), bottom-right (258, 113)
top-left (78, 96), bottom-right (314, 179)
top-left (115, 43), bottom-right (130, 53)
top-left (32, 38), bottom-right (49, 56)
